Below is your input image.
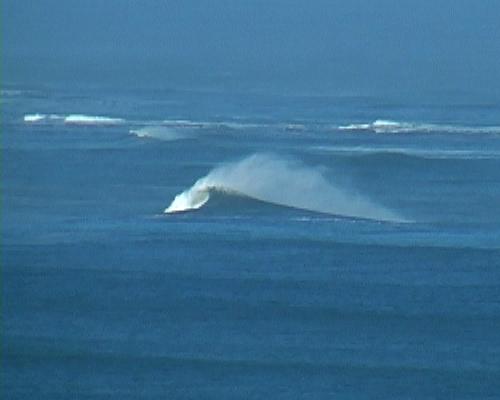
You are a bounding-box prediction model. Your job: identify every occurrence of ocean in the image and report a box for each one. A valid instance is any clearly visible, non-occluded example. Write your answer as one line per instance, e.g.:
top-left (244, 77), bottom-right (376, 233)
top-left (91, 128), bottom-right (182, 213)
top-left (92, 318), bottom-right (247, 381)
top-left (2, 84), bottom-right (500, 399)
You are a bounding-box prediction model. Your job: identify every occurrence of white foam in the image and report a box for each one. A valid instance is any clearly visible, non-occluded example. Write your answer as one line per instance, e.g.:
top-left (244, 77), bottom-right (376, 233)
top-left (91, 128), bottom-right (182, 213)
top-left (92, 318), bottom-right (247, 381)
top-left (165, 153), bottom-right (404, 222)
top-left (337, 123), bottom-right (371, 131)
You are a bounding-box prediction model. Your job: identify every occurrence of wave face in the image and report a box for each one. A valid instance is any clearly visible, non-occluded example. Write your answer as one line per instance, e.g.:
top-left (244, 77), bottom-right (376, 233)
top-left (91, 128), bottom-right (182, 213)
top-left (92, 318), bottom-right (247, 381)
top-left (338, 119), bottom-right (500, 134)
top-left (165, 154), bottom-right (403, 222)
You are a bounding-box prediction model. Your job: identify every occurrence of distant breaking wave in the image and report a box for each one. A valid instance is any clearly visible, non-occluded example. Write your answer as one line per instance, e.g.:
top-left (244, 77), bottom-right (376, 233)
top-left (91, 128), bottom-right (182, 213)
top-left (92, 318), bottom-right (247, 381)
top-left (64, 114), bottom-right (125, 125)
top-left (338, 119), bottom-right (500, 134)
top-left (130, 126), bottom-right (190, 141)
top-left (23, 113), bottom-right (125, 126)
top-left (165, 153), bottom-right (404, 222)
top-left (23, 114), bottom-right (263, 130)
top-left (24, 114), bottom-right (49, 123)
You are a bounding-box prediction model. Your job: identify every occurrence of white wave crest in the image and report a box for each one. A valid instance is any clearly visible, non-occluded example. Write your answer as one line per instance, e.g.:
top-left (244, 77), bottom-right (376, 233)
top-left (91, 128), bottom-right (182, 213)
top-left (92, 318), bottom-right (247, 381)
top-left (64, 114), bottom-right (125, 125)
top-left (338, 119), bottom-right (500, 134)
top-left (165, 153), bottom-right (404, 222)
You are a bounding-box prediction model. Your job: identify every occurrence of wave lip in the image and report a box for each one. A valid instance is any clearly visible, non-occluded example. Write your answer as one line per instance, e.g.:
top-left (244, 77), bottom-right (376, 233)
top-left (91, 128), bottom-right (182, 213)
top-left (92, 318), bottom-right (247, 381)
top-left (166, 186), bottom-right (211, 213)
top-left (165, 153), bottom-right (405, 223)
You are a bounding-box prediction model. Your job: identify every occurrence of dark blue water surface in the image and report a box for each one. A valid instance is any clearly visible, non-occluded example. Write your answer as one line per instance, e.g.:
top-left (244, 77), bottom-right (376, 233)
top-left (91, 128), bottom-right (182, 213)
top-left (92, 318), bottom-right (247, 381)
top-left (2, 85), bottom-right (500, 399)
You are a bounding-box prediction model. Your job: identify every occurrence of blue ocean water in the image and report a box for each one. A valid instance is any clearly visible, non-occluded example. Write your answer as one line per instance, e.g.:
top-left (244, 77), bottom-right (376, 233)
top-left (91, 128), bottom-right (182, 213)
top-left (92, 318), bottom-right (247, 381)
top-left (2, 84), bottom-right (500, 399)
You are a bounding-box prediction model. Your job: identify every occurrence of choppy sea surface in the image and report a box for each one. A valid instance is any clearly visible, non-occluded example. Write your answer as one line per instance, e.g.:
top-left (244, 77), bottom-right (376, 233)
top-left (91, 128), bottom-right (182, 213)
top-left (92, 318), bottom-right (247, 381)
top-left (2, 85), bottom-right (500, 399)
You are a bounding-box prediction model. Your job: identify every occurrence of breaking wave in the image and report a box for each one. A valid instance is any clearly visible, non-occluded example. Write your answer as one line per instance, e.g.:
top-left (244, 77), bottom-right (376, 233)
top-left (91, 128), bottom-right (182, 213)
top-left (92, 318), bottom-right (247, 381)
top-left (23, 113), bottom-right (125, 126)
top-left (165, 153), bottom-right (404, 222)
top-left (338, 119), bottom-right (500, 134)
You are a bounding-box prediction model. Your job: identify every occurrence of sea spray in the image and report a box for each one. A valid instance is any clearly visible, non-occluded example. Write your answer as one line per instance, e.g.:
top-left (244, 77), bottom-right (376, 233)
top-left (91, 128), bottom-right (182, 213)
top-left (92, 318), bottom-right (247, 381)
top-left (165, 153), bottom-right (404, 222)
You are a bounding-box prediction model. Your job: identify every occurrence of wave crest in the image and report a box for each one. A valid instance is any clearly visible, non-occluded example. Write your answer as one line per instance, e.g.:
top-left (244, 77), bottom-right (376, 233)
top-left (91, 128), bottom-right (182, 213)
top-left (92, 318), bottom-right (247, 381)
top-left (165, 154), bottom-right (404, 222)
